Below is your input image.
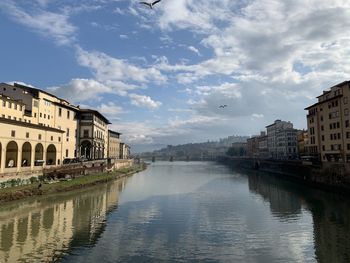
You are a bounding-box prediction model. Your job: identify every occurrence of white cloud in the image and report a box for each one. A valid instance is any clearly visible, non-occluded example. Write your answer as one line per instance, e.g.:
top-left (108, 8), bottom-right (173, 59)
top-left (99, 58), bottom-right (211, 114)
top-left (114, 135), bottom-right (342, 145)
top-left (129, 94), bottom-right (162, 110)
top-left (120, 34), bottom-right (128, 39)
top-left (0, 0), bottom-right (77, 45)
top-left (95, 102), bottom-right (124, 118)
top-left (188, 46), bottom-right (201, 56)
top-left (76, 47), bottom-right (167, 85)
top-left (48, 78), bottom-right (113, 103)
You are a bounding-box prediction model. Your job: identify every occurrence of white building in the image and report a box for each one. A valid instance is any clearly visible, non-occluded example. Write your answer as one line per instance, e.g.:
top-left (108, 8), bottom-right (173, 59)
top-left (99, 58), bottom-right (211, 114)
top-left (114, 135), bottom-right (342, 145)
top-left (266, 120), bottom-right (298, 159)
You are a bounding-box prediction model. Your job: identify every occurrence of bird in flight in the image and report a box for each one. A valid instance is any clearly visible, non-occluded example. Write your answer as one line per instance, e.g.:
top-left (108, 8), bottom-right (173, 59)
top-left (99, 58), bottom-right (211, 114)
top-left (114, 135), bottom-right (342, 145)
top-left (139, 0), bottom-right (162, 9)
top-left (219, 105), bottom-right (227, 108)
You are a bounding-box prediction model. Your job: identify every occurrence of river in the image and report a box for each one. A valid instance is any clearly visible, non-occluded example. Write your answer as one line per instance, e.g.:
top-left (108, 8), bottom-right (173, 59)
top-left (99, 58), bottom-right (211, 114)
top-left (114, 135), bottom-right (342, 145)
top-left (0, 161), bottom-right (349, 262)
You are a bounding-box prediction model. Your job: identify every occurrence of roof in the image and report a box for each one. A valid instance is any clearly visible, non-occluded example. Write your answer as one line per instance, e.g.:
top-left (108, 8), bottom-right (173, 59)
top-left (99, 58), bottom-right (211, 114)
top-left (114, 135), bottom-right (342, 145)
top-left (108, 129), bottom-right (122, 136)
top-left (316, 80), bottom-right (350, 98)
top-left (304, 94), bottom-right (342, 110)
top-left (0, 93), bottom-right (25, 105)
top-left (79, 109), bottom-right (111, 124)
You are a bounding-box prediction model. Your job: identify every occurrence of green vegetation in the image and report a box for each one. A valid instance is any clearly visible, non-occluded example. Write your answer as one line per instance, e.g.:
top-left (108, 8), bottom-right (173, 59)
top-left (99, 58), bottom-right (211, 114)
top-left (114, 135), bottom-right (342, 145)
top-left (0, 164), bottom-right (146, 204)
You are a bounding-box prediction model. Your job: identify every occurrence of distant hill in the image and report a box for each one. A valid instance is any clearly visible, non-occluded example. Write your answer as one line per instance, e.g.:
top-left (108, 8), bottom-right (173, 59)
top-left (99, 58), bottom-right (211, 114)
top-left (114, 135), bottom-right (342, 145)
top-left (138, 135), bottom-right (249, 161)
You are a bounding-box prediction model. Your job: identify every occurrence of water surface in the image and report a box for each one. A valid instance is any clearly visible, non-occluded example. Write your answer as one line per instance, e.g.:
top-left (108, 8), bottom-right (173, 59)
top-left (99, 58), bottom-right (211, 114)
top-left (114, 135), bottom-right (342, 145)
top-left (0, 162), bottom-right (349, 262)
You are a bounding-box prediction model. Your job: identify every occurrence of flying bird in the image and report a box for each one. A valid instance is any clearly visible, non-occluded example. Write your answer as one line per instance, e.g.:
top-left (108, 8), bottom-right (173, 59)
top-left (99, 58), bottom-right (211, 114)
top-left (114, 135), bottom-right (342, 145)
top-left (139, 0), bottom-right (162, 9)
top-left (219, 105), bottom-right (227, 108)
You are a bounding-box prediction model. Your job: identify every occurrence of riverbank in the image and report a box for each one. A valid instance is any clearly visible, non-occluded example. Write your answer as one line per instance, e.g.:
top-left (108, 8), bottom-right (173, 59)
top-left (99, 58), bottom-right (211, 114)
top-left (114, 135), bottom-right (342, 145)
top-left (0, 164), bottom-right (146, 204)
top-left (218, 156), bottom-right (350, 194)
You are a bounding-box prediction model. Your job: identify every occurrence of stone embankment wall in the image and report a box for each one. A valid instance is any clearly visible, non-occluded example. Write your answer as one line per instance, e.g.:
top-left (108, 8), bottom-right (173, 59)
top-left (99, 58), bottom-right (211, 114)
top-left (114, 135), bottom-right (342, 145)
top-left (218, 156), bottom-right (350, 193)
top-left (0, 159), bottom-right (134, 188)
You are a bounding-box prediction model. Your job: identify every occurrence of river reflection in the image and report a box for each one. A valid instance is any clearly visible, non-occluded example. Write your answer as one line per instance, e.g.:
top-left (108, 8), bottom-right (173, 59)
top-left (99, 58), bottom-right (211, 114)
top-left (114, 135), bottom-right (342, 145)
top-left (0, 177), bottom-right (128, 262)
top-left (0, 162), bottom-right (350, 262)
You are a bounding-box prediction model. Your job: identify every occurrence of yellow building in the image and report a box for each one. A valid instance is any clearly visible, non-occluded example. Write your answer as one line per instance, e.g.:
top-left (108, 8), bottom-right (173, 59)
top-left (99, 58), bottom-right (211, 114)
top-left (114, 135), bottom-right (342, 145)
top-left (78, 109), bottom-right (110, 160)
top-left (305, 80), bottom-right (350, 162)
top-left (0, 83), bottom-right (79, 160)
top-left (0, 109), bottom-right (64, 175)
top-left (107, 130), bottom-right (121, 159)
top-left (0, 82), bottom-right (130, 177)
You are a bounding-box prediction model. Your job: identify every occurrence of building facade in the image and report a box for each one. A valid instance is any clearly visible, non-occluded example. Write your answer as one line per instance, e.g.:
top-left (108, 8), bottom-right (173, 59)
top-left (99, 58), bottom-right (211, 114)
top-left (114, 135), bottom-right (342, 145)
top-left (119, 143), bottom-right (130, 159)
top-left (0, 82), bottom-right (127, 175)
top-left (266, 120), bottom-right (295, 159)
top-left (275, 128), bottom-right (298, 159)
top-left (305, 81), bottom-right (350, 162)
top-left (0, 83), bottom-right (79, 160)
top-left (78, 109), bottom-right (110, 160)
top-left (107, 130), bottom-right (121, 159)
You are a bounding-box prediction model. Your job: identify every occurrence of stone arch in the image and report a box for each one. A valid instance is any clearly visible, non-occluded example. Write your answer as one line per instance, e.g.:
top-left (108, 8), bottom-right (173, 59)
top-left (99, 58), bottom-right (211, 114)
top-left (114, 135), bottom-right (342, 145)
top-left (35, 143), bottom-right (44, 166)
top-left (46, 144), bottom-right (56, 165)
top-left (81, 140), bottom-right (92, 160)
top-left (21, 142), bottom-right (32, 167)
top-left (6, 141), bottom-right (18, 168)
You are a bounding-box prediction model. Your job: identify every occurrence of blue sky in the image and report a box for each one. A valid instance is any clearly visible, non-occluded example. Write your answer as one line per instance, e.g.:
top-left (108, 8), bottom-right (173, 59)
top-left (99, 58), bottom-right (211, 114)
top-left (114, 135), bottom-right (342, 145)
top-left (1, 0), bottom-right (350, 152)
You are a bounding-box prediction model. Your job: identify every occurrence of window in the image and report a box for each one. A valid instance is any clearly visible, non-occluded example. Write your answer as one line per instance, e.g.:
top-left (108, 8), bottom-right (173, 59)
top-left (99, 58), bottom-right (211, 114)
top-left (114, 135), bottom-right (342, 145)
top-left (2, 101), bottom-right (5, 107)
top-left (33, 100), bottom-right (39, 107)
top-left (11, 130), bottom-right (15, 137)
top-left (84, 129), bottom-right (89, 138)
top-left (330, 124), bottom-right (332, 130)
top-left (337, 122), bottom-right (340, 128)
top-left (348, 144), bottom-right (350, 150)
top-left (321, 125), bottom-right (324, 131)
top-left (59, 108), bottom-right (62, 117)
top-left (322, 145), bottom-right (325, 151)
top-left (320, 116), bottom-right (323, 121)
top-left (347, 132), bottom-right (350, 139)
top-left (345, 109), bottom-right (349, 116)
top-left (40, 113), bottom-right (42, 118)
top-left (322, 135), bottom-right (325, 141)
top-left (34, 113), bottom-right (37, 118)
top-left (66, 149), bottom-right (69, 157)
top-left (67, 110), bottom-right (70, 119)
top-left (346, 120), bottom-right (349, 128)
top-left (44, 114), bottom-right (46, 118)
top-left (14, 104), bottom-right (17, 110)
top-left (58, 137), bottom-right (61, 142)
top-left (8, 102), bottom-right (11, 108)
top-left (26, 132), bottom-right (29, 138)
top-left (66, 128), bottom-right (70, 137)
top-left (48, 115), bottom-right (50, 120)
top-left (338, 133), bottom-right (341, 139)
top-left (38, 134), bottom-right (42, 140)
top-left (51, 136), bottom-right (53, 141)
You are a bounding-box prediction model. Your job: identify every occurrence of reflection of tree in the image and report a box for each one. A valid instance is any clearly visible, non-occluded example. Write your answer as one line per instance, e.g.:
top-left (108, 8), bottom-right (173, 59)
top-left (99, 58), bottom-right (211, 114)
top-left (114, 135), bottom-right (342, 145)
top-left (0, 177), bottom-right (128, 262)
top-left (247, 170), bottom-right (350, 262)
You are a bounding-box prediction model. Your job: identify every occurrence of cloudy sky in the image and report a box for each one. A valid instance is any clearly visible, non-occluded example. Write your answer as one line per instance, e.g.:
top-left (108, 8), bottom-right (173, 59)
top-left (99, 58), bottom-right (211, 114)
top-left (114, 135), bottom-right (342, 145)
top-left (1, 0), bottom-right (350, 152)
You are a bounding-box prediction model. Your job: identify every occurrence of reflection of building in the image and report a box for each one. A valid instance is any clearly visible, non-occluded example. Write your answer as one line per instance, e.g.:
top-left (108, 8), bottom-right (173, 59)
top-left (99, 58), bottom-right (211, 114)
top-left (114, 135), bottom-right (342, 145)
top-left (108, 130), bottom-right (121, 159)
top-left (305, 81), bottom-right (350, 162)
top-left (248, 174), bottom-right (302, 217)
top-left (0, 177), bottom-right (127, 262)
top-left (78, 109), bottom-right (110, 160)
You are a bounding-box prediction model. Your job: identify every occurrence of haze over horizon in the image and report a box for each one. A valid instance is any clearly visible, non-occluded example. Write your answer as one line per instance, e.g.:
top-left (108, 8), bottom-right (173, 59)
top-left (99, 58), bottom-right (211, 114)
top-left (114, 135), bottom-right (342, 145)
top-left (1, 0), bottom-right (350, 152)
